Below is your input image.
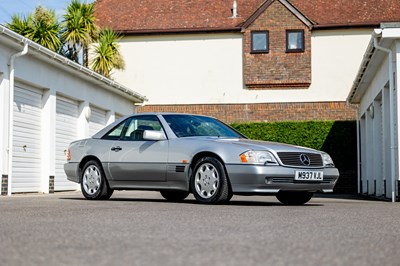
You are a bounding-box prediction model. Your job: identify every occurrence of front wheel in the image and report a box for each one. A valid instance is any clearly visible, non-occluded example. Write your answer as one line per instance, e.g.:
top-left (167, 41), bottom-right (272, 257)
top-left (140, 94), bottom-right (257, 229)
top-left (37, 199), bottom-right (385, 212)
top-left (190, 157), bottom-right (230, 204)
top-left (276, 191), bottom-right (314, 205)
top-left (81, 160), bottom-right (113, 200)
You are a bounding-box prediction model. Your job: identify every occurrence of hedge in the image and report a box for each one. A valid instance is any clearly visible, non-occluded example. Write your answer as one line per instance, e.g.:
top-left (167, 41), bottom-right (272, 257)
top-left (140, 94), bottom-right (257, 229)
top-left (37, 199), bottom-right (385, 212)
top-left (230, 121), bottom-right (357, 176)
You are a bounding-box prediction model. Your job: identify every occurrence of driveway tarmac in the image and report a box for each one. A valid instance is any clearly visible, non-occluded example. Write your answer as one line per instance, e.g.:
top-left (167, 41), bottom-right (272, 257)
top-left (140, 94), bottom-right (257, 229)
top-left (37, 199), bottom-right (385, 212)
top-left (0, 191), bottom-right (399, 266)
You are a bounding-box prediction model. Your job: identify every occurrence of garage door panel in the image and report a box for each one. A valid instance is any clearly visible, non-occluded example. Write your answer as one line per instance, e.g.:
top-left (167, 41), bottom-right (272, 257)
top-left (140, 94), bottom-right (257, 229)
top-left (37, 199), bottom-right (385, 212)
top-left (15, 94), bottom-right (42, 106)
top-left (55, 96), bottom-right (79, 191)
top-left (89, 106), bottom-right (107, 136)
top-left (14, 113), bottom-right (42, 123)
top-left (12, 86), bottom-right (42, 193)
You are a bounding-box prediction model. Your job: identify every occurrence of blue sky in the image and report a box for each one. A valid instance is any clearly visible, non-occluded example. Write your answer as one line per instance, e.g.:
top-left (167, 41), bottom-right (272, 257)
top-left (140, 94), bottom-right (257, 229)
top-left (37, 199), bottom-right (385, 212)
top-left (0, 0), bottom-right (94, 25)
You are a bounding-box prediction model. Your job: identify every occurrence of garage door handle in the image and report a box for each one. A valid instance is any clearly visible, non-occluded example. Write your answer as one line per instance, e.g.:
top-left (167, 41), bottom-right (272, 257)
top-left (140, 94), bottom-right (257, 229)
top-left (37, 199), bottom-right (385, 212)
top-left (111, 146), bottom-right (122, 152)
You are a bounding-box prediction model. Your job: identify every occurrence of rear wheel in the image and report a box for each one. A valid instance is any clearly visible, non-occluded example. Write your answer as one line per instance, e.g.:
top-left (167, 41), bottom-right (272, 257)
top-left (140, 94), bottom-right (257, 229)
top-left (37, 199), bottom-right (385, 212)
top-left (190, 157), bottom-right (230, 204)
top-left (276, 191), bottom-right (313, 205)
top-left (81, 160), bottom-right (113, 200)
top-left (160, 191), bottom-right (189, 202)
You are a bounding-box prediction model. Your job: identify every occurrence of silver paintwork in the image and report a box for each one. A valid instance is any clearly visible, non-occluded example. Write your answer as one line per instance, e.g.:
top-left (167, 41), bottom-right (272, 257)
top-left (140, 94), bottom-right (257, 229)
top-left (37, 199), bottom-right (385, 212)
top-left (65, 113), bottom-right (340, 196)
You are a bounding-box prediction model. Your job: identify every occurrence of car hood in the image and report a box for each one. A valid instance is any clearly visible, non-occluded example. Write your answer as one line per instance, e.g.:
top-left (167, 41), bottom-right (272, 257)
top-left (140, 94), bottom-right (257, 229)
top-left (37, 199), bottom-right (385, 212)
top-left (193, 137), bottom-right (319, 153)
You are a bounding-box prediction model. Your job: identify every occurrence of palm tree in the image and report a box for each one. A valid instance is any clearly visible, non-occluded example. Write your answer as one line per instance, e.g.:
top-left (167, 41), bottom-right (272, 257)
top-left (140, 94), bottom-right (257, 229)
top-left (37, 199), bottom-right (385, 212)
top-left (90, 27), bottom-right (125, 77)
top-left (7, 6), bottom-right (62, 52)
top-left (7, 0), bottom-right (125, 77)
top-left (7, 14), bottom-right (32, 36)
top-left (61, 0), bottom-right (98, 64)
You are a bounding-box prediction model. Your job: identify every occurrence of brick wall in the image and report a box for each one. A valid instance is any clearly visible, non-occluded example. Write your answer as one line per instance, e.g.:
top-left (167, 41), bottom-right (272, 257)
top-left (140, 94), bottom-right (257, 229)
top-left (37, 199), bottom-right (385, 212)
top-left (138, 101), bottom-right (356, 123)
top-left (243, 0), bottom-right (311, 89)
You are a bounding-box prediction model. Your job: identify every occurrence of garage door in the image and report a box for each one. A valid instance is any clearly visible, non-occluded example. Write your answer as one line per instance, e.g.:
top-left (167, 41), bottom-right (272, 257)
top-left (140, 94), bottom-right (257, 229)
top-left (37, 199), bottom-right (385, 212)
top-left (89, 106), bottom-right (107, 136)
top-left (55, 96), bottom-right (79, 191)
top-left (12, 86), bottom-right (42, 193)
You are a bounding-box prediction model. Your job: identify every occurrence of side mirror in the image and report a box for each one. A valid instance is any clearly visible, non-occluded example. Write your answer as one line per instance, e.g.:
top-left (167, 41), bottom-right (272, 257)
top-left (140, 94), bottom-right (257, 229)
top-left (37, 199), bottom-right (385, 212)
top-left (143, 130), bottom-right (167, 141)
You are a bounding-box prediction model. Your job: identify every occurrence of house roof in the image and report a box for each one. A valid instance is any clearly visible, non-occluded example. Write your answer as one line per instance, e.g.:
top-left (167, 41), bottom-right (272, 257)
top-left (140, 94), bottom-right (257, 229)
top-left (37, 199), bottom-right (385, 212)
top-left (94, 0), bottom-right (400, 33)
top-left (290, 0), bottom-right (400, 28)
top-left (94, 0), bottom-right (264, 34)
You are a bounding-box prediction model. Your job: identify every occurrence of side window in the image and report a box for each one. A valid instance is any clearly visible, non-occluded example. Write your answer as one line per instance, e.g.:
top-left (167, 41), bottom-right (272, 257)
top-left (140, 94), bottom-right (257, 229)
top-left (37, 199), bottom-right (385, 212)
top-left (102, 121), bottom-right (127, 140)
top-left (122, 115), bottom-right (163, 141)
top-left (286, 30), bottom-right (304, 52)
top-left (251, 31), bottom-right (269, 53)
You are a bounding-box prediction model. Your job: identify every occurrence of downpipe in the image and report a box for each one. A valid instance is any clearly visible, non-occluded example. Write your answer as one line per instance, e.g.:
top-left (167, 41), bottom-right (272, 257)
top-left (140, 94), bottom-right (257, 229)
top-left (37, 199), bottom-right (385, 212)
top-left (7, 42), bottom-right (29, 195)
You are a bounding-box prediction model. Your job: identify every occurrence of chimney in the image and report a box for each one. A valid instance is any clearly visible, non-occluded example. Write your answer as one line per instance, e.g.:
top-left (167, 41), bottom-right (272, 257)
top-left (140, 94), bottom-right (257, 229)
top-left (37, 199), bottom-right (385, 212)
top-left (232, 0), bottom-right (237, 18)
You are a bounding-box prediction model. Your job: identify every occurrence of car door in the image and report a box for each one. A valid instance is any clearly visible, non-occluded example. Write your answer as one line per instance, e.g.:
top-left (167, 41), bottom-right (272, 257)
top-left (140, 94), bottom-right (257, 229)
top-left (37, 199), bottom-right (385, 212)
top-left (106, 115), bottom-right (168, 181)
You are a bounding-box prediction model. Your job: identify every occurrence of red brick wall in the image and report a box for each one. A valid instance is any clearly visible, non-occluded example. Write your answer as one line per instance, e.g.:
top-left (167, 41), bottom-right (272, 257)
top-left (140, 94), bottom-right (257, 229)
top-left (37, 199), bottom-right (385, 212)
top-left (137, 102), bottom-right (356, 123)
top-left (243, 0), bottom-right (311, 89)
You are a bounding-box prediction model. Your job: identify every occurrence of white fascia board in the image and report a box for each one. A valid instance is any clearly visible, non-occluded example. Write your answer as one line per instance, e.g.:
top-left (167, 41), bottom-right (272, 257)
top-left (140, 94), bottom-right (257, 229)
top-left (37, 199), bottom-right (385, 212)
top-left (347, 36), bottom-right (375, 104)
top-left (0, 25), bottom-right (147, 103)
top-left (347, 27), bottom-right (400, 104)
top-left (382, 28), bottom-right (400, 39)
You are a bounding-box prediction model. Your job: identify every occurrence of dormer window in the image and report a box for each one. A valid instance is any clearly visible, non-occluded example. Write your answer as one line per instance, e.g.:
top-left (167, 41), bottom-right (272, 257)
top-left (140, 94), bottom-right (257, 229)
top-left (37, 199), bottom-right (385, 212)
top-left (286, 30), bottom-right (304, 52)
top-left (251, 31), bottom-right (269, 53)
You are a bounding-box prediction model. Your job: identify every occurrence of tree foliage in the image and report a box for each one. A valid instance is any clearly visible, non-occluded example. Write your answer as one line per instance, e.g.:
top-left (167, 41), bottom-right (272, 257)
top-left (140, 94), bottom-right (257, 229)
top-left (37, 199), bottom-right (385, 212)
top-left (60, 0), bottom-right (98, 63)
top-left (90, 28), bottom-right (125, 77)
top-left (6, 1), bottom-right (124, 78)
top-left (7, 6), bottom-right (62, 52)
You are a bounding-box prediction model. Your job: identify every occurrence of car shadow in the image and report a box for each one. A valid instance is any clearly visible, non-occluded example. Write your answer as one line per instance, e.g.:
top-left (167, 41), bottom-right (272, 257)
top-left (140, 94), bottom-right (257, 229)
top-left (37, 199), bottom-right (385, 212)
top-left (60, 197), bottom-right (323, 207)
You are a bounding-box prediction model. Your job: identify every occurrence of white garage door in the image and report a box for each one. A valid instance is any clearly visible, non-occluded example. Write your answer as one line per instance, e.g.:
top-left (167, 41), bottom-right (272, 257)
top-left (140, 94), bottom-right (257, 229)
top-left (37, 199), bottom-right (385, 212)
top-left (89, 106), bottom-right (107, 136)
top-left (55, 96), bottom-right (79, 191)
top-left (12, 86), bottom-right (42, 193)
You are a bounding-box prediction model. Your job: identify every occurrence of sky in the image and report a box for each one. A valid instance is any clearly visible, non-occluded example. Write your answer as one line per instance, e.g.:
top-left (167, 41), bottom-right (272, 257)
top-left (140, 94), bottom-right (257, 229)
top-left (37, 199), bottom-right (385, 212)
top-left (0, 0), bottom-right (94, 25)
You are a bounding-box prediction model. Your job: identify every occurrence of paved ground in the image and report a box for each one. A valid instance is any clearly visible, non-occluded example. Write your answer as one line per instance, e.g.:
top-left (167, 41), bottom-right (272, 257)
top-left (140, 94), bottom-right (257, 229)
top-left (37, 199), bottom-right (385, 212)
top-left (0, 191), bottom-right (400, 266)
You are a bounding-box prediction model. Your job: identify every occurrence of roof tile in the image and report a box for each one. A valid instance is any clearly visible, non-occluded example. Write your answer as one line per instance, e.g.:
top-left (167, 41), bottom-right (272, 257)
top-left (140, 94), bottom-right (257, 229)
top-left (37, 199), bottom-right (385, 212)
top-left (94, 0), bottom-right (400, 33)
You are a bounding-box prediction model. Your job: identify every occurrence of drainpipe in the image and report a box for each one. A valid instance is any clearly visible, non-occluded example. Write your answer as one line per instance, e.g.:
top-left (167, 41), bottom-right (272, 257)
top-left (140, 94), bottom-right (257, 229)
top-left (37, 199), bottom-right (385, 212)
top-left (355, 109), bottom-right (361, 194)
top-left (373, 29), bottom-right (396, 202)
top-left (7, 42), bottom-right (29, 196)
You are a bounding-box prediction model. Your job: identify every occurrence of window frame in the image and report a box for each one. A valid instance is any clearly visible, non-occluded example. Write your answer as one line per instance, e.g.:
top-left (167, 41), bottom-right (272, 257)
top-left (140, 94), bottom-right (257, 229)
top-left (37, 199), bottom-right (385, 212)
top-left (250, 30), bottom-right (269, 54)
top-left (101, 115), bottom-right (166, 141)
top-left (286, 29), bottom-right (305, 53)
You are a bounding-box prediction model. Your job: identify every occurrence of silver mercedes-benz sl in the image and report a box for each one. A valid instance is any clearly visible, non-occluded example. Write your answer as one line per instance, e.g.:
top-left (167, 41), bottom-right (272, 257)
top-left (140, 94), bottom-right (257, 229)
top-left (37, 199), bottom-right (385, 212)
top-left (64, 113), bottom-right (339, 205)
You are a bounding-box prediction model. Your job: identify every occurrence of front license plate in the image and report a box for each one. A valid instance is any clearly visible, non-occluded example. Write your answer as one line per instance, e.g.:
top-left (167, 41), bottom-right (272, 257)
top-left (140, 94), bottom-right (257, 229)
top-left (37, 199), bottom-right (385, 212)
top-left (295, 171), bottom-right (323, 181)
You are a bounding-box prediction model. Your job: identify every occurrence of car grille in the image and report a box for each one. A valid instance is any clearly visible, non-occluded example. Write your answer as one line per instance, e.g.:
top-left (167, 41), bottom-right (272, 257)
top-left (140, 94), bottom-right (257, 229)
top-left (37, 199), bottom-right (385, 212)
top-left (277, 152), bottom-right (323, 167)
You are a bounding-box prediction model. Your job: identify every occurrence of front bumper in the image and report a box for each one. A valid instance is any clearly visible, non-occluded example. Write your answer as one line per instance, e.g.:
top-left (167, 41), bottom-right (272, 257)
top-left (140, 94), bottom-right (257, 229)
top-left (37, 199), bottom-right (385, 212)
top-left (64, 162), bottom-right (80, 183)
top-left (225, 164), bottom-right (339, 194)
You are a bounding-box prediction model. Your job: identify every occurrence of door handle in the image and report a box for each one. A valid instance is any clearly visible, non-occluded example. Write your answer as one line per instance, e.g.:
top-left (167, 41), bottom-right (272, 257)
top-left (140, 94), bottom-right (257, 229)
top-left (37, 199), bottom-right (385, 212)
top-left (111, 146), bottom-right (122, 152)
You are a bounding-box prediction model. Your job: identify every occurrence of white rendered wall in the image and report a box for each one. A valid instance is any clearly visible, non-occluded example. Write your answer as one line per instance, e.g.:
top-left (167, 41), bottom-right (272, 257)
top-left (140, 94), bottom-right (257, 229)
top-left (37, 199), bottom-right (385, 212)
top-left (0, 38), bottom-right (139, 193)
top-left (113, 29), bottom-right (372, 105)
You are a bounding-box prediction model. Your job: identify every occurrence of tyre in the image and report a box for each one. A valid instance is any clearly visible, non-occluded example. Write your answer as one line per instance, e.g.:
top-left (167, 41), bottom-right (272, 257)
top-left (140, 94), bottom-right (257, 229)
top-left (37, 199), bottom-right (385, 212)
top-left (81, 160), bottom-right (113, 200)
top-left (160, 190), bottom-right (189, 202)
top-left (276, 191), bottom-right (314, 205)
top-left (190, 157), bottom-right (231, 204)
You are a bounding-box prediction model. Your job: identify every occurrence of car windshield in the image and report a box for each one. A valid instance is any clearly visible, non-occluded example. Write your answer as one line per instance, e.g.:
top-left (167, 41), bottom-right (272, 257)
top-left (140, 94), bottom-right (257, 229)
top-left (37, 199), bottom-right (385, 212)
top-left (163, 114), bottom-right (244, 138)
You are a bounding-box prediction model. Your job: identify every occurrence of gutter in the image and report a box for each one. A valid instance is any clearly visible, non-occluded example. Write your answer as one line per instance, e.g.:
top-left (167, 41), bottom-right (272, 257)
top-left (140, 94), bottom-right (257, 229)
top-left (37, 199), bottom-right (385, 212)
top-left (117, 27), bottom-right (241, 36)
top-left (372, 29), bottom-right (396, 202)
top-left (311, 22), bottom-right (380, 30)
top-left (7, 41), bottom-right (29, 195)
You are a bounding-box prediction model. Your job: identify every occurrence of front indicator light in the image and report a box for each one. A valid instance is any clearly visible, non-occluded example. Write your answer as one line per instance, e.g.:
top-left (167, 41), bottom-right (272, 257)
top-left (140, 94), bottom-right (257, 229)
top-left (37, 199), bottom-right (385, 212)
top-left (67, 149), bottom-right (71, 161)
top-left (240, 151), bottom-right (278, 165)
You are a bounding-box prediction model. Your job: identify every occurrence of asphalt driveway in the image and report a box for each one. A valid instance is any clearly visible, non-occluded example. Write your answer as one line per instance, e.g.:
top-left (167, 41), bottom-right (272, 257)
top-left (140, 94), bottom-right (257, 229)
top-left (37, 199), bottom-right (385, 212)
top-left (0, 191), bottom-right (399, 266)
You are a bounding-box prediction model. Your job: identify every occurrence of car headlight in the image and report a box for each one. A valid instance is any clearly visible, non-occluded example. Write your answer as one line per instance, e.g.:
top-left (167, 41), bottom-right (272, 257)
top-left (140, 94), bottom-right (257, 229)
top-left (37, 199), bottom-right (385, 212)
top-left (322, 152), bottom-right (334, 167)
top-left (240, 150), bottom-right (278, 165)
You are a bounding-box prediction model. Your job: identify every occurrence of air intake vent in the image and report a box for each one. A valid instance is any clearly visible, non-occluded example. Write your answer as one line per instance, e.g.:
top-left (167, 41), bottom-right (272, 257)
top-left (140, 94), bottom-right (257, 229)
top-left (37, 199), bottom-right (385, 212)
top-left (175, 166), bottom-right (185, 173)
